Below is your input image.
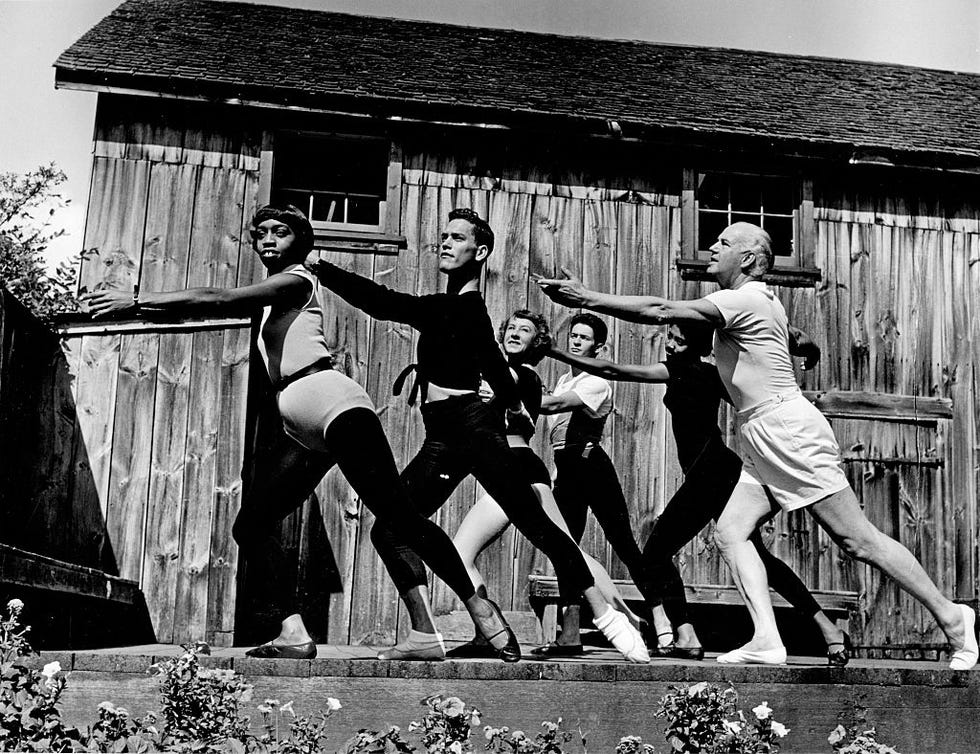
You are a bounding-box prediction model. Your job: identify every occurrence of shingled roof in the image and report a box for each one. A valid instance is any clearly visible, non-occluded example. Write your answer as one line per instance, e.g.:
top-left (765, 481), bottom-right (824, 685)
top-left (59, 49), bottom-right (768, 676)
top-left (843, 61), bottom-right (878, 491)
top-left (55, 0), bottom-right (980, 163)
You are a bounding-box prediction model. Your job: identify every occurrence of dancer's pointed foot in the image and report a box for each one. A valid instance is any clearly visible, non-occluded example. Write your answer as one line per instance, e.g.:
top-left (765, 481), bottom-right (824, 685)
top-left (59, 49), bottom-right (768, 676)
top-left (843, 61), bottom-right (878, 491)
top-left (246, 641), bottom-right (317, 659)
top-left (826, 633), bottom-right (852, 667)
top-left (472, 598), bottom-right (521, 662)
top-left (949, 603), bottom-right (978, 671)
top-left (594, 608), bottom-right (650, 663)
top-left (716, 644), bottom-right (786, 665)
top-left (378, 629), bottom-right (446, 661)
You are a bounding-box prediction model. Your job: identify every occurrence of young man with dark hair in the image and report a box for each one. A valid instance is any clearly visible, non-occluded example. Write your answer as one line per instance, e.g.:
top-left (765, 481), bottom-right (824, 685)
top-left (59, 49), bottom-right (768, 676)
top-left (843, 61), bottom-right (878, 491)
top-left (306, 208), bottom-right (648, 662)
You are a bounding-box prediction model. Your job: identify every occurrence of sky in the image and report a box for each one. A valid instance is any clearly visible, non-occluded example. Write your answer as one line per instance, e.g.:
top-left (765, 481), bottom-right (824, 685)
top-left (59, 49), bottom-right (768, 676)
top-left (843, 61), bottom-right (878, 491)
top-left (2, 0), bottom-right (979, 268)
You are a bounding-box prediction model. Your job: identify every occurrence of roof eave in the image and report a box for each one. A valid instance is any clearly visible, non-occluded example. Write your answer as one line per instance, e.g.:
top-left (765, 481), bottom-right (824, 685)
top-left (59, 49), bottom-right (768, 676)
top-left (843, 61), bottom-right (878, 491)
top-left (54, 66), bottom-right (980, 173)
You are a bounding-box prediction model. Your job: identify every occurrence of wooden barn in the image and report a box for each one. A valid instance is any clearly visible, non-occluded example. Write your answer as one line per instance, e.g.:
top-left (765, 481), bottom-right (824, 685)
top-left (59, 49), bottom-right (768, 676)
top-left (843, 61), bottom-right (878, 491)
top-left (9, 0), bottom-right (978, 656)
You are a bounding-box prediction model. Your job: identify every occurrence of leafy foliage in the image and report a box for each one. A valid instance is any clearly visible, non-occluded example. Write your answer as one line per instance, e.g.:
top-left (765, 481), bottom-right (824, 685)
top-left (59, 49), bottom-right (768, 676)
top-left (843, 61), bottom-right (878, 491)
top-left (0, 164), bottom-right (83, 323)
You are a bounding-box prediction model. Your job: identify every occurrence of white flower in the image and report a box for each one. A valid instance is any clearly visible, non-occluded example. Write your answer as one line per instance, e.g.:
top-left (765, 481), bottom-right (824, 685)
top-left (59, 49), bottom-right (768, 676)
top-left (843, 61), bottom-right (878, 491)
top-left (449, 743), bottom-right (463, 754)
top-left (770, 721), bottom-right (789, 738)
top-left (280, 701), bottom-right (295, 716)
top-left (828, 725), bottom-right (847, 746)
top-left (722, 720), bottom-right (743, 735)
top-left (686, 681), bottom-right (709, 696)
top-left (41, 661), bottom-right (62, 679)
top-left (6, 599), bottom-right (24, 612)
top-left (257, 704), bottom-right (274, 715)
top-left (98, 701), bottom-right (116, 713)
top-left (326, 697), bottom-right (342, 712)
top-left (752, 702), bottom-right (772, 720)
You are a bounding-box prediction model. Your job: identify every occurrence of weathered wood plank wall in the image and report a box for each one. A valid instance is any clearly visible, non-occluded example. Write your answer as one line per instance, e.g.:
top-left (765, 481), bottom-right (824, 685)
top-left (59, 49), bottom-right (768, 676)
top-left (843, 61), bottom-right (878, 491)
top-left (56, 96), bottom-right (979, 652)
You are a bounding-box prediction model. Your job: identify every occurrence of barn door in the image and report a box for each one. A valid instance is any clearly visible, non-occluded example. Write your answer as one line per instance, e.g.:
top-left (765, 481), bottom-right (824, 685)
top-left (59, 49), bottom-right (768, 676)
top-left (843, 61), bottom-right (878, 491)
top-left (826, 407), bottom-right (954, 659)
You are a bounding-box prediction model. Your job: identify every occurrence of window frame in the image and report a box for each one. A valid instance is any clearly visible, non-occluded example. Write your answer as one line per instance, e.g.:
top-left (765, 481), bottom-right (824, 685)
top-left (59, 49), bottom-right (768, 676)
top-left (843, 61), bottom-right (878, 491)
top-left (679, 166), bottom-right (819, 287)
top-left (261, 130), bottom-right (406, 254)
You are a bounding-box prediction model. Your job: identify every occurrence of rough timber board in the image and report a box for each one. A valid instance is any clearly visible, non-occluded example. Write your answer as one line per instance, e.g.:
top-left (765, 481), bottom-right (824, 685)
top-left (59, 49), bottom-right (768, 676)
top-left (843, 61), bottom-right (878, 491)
top-left (41, 645), bottom-right (980, 754)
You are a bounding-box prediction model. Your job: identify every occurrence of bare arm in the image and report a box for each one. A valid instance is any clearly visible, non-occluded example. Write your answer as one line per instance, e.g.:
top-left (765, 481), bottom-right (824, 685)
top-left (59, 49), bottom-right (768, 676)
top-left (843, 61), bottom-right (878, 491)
top-left (539, 391), bottom-right (585, 414)
top-left (536, 267), bottom-right (723, 327)
top-left (83, 273), bottom-right (308, 318)
top-left (548, 348), bottom-right (669, 383)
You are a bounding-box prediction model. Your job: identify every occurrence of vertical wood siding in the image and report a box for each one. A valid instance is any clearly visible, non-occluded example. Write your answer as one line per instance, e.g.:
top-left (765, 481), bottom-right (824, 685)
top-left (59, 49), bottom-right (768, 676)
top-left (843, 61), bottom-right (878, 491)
top-left (56, 97), bottom-right (978, 650)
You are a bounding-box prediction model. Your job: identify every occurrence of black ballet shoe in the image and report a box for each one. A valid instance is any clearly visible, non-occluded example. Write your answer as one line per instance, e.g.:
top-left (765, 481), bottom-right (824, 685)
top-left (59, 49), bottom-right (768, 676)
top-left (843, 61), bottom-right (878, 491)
top-left (245, 641), bottom-right (317, 659)
top-left (654, 642), bottom-right (705, 661)
top-left (827, 633), bottom-right (852, 667)
top-left (478, 599), bottom-right (521, 663)
top-left (530, 642), bottom-right (585, 658)
top-left (445, 635), bottom-right (496, 659)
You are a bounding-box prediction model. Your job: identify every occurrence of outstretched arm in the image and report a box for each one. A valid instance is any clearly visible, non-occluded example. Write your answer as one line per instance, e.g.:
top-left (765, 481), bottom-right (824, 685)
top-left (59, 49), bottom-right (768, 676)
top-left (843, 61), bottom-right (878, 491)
top-left (536, 267), bottom-right (723, 327)
top-left (548, 347), bottom-right (669, 383)
top-left (83, 273), bottom-right (307, 319)
top-left (306, 257), bottom-right (425, 327)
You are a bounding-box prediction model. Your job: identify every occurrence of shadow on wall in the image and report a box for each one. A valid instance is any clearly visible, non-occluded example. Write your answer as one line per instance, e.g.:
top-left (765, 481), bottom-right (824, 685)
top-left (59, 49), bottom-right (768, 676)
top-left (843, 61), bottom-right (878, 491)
top-left (0, 288), bottom-right (155, 647)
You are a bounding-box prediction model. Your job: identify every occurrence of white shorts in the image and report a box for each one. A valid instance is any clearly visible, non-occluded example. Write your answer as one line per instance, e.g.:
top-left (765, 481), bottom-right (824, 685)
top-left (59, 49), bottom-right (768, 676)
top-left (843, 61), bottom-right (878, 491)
top-left (737, 392), bottom-right (850, 512)
top-left (277, 369), bottom-right (376, 453)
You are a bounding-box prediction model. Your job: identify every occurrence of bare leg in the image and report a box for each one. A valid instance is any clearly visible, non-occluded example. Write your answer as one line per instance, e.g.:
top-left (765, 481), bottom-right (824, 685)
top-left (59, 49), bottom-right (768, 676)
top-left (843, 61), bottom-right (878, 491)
top-left (809, 488), bottom-right (968, 653)
top-left (452, 491), bottom-right (512, 593)
top-left (713, 479), bottom-right (784, 654)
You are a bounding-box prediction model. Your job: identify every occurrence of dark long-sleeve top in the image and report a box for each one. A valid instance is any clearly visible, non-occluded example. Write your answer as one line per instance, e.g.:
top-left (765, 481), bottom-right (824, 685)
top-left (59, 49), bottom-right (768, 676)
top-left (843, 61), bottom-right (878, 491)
top-left (314, 261), bottom-right (520, 408)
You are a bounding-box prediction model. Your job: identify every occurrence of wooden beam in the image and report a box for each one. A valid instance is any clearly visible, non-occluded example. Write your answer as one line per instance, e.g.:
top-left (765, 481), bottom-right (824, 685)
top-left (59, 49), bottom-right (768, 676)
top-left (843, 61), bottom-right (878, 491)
top-left (528, 575), bottom-right (859, 614)
top-left (0, 543), bottom-right (141, 605)
top-left (56, 318), bottom-right (251, 337)
top-left (803, 390), bottom-right (953, 424)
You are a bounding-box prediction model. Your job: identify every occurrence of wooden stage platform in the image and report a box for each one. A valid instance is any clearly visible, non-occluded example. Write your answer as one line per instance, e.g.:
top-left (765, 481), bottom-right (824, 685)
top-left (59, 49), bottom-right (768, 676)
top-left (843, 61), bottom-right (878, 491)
top-left (38, 642), bottom-right (979, 753)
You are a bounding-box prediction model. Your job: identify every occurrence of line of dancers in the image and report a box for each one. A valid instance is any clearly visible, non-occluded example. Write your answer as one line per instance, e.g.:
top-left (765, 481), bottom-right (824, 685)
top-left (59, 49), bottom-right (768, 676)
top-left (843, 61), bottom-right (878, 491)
top-left (84, 205), bottom-right (979, 670)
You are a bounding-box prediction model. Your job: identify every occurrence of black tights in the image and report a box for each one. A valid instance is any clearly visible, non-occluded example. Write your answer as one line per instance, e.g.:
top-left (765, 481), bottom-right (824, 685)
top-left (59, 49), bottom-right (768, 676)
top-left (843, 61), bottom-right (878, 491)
top-left (641, 433), bottom-right (821, 628)
top-left (371, 395), bottom-right (595, 600)
top-left (232, 407), bottom-right (476, 619)
top-left (552, 445), bottom-right (659, 621)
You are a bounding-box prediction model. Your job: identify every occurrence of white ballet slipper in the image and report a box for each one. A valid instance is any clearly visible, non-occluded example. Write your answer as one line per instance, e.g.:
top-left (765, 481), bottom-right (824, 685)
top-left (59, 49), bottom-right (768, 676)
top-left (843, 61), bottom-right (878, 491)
top-left (949, 603), bottom-right (978, 671)
top-left (594, 607), bottom-right (650, 663)
top-left (716, 645), bottom-right (787, 665)
top-left (378, 629), bottom-right (446, 661)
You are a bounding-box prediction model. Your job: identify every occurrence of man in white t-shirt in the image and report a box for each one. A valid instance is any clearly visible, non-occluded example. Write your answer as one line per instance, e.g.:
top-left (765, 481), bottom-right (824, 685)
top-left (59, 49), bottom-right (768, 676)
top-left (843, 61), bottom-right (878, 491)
top-left (535, 313), bottom-right (667, 656)
top-left (537, 222), bottom-right (977, 670)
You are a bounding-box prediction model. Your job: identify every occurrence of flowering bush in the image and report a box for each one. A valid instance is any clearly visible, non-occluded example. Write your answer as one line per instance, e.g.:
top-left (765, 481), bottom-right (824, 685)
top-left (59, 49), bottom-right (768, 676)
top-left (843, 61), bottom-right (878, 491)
top-left (484, 719), bottom-right (574, 753)
top-left (656, 682), bottom-right (788, 754)
top-left (407, 695), bottom-right (482, 753)
top-left (614, 735), bottom-right (657, 754)
top-left (0, 599), bottom-right (81, 751)
top-left (828, 724), bottom-right (901, 754)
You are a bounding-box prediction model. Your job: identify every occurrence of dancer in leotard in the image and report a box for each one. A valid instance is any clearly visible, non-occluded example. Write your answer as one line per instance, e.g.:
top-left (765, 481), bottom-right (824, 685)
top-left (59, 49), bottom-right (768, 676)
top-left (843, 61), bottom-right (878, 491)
top-left (306, 208), bottom-right (648, 663)
top-left (447, 309), bottom-right (662, 658)
top-left (84, 204), bottom-right (514, 660)
top-left (550, 321), bottom-right (850, 665)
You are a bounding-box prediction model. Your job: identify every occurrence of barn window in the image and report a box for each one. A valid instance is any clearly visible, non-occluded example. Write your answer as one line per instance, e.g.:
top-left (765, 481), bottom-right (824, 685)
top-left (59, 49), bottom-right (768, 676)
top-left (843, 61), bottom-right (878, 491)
top-left (679, 168), bottom-right (820, 286)
top-left (270, 132), bottom-right (405, 253)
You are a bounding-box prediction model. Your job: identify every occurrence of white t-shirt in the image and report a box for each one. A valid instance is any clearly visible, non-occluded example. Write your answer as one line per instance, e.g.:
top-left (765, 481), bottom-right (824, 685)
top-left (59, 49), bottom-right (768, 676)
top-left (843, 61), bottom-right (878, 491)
top-left (547, 370), bottom-right (613, 449)
top-left (704, 281), bottom-right (800, 412)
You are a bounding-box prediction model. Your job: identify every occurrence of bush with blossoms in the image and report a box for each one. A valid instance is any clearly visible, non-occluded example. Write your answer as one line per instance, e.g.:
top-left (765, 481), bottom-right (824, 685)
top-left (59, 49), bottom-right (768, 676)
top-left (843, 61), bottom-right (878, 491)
top-left (0, 599), bottom-right (905, 753)
top-left (655, 681), bottom-right (790, 754)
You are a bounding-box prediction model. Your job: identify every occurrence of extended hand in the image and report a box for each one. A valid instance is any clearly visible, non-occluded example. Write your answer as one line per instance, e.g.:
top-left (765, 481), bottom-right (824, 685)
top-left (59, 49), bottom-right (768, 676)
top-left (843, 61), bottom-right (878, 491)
top-left (303, 251), bottom-right (323, 274)
top-left (81, 288), bottom-right (136, 318)
top-left (478, 379), bottom-right (495, 403)
top-left (535, 266), bottom-right (589, 308)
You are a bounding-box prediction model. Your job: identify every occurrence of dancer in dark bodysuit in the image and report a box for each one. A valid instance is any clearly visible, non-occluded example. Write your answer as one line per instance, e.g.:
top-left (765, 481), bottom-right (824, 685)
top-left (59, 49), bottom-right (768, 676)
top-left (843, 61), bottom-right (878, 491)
top-left (306, 208), bottom-right (648, 662)
top-left (84, 204), bottom-right (512, 660)
top-left (548, 321), bottom-right (851, 665)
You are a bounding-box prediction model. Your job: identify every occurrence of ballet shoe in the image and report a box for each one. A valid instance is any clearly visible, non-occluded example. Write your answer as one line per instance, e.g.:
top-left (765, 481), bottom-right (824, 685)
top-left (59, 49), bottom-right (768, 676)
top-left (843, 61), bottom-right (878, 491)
top-left (445, 635), bottom-right (496, 659)
top-left (827, 633), bottom-right (852, 668)
top-left (716, 645), bottom-right (787, 665)
top-left (530, 642), bottom-right (585, 658)
top-left (476, 599), bottom-right (521, 663)
top-left (245, 641), bottom-right (317, 659)
top-left (378, 629), bottom-right (446, 661)
top-left (655, 642), bottom-right (705, 661)
top-left (949, 603), bottom-right (978, 671)
top-left (594, 608), bottom-right (650, 663)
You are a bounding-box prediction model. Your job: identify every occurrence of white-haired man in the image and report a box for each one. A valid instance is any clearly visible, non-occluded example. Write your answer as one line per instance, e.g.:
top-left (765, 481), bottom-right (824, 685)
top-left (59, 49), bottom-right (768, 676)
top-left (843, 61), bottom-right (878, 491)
top-left (537, 221), bottom-right (977, 670)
